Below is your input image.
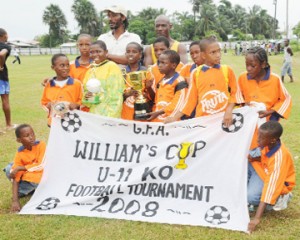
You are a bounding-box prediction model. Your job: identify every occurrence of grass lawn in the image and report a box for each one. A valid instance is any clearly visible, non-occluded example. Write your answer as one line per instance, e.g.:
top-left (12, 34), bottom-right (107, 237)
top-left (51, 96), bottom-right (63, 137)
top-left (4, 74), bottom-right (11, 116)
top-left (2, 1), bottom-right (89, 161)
top-left (0, 52), bottom-right (299, 240)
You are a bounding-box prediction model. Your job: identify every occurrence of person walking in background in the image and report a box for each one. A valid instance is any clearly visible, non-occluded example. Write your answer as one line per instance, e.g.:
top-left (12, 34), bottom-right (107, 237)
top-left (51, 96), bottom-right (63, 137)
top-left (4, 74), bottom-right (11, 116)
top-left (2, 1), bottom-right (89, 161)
top-left (12, 47), bottom-right (21, 64)
top-left (0, 28), bottom-right (17, 134)
top-left (281, 39), bottom-right (294, 83)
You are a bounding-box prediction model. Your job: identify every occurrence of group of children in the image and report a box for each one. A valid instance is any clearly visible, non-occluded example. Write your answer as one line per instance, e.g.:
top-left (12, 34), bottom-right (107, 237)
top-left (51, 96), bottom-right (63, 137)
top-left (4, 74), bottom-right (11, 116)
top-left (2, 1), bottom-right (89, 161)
top-left (3, 33), bottom-right (296, 234)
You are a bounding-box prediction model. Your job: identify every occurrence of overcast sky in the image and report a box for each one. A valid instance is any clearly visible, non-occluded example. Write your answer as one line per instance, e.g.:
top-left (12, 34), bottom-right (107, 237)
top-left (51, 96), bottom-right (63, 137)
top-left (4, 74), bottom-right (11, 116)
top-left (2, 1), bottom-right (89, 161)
top-left (1, 0), bottom-right (299, 40)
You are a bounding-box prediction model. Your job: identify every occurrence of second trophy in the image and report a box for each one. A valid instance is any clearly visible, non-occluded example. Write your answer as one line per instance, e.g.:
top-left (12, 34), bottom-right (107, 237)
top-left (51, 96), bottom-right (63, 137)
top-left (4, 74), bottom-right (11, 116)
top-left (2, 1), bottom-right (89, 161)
top-left (125, 71), bottom-right (151, 120)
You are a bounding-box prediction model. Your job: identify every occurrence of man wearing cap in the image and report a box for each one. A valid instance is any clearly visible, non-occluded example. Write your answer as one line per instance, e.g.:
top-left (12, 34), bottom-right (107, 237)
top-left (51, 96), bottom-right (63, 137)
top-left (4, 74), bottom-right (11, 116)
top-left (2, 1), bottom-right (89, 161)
top-left (98, 5), bottom-right (142, 66)
top-left (143, 15), bottom-right (188, 67)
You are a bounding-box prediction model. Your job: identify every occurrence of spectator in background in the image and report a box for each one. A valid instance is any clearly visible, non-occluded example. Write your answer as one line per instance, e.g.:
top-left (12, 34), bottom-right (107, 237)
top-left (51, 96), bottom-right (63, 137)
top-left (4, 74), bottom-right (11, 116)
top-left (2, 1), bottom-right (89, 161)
top-left (98, 5), bottom-right (141, 68)
top-left (281, 39), bottom-right (294, 83)
top-left (12, 47), bottom-right (21, 64)
top-left (0, 28), bottom-right (17, 134)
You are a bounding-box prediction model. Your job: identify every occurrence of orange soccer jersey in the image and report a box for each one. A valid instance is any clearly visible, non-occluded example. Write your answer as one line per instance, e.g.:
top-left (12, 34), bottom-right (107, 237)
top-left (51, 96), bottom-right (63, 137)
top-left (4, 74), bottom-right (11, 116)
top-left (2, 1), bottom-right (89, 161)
top-left (253, 142), bottom-right (295, 205)
top-left (152, 72), bottom-right (187, 122)
top-left (12, 141), bottom-right (46, 184)
top-left (146, 62), bottom-right (183, 100)
top-left (69, 57), bottom-right (91, 83)
top-left (179, 63), bottom-right (197, 84)
top-left (239, 69), bottom-right (292, 150)
top-left (41, 77), bottom-right (83, 125)
top-left (181, 65), bottom-right (244, 117)
top-left (238, 69), bottom-right (292, 120)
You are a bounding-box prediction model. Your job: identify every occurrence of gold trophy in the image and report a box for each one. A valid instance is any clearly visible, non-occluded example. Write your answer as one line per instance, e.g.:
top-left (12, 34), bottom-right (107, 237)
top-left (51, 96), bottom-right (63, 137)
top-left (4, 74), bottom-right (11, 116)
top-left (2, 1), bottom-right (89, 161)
top-left (125, 70), bottom-right (150, 120)
top-left (175, 142), bottom-right (194, 169)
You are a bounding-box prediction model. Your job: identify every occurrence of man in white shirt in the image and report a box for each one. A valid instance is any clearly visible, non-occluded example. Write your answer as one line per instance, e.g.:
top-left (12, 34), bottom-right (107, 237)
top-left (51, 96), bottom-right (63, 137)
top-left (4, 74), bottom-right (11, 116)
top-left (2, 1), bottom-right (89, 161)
top-left (98, 5), bottom-right (141, 67)
top-left (281, 39), bottom-right (294, 83)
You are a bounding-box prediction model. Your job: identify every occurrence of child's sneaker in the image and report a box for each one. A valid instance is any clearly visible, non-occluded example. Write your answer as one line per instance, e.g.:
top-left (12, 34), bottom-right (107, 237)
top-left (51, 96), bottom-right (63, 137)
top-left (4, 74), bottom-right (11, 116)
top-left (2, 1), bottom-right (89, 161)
top-left (273, 192), bottom-right (293, 211)
top-left (248, 204), bottom-right (255, 212)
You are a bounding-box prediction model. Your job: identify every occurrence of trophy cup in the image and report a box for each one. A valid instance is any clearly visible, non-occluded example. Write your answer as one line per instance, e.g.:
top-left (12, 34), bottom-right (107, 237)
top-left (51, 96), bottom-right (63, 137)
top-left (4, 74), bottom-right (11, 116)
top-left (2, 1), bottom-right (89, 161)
top-left (83, 62), bottom-right (103, 105)
top-left (126, 71), bottom-right (150, 120)
top-left (84, 78), bottom-right (101, 104)
top-left (175, 142), bottom-right (194, 169)
top-left (51, 102), bottom-right (69, 118)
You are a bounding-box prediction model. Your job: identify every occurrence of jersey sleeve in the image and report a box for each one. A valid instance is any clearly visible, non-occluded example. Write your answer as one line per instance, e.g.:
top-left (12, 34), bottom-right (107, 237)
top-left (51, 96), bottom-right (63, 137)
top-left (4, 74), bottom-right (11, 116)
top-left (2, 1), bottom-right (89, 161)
top-left (180, 69), bottom-right (198, 116)
top-left (261, 149), bottom-right (291, 205)
top-left (271, 77), bottom-right (292, 119)
top-left (228, 67), bottom-right (244, 104)
top-left (164, 77), bottom-right (187, 117)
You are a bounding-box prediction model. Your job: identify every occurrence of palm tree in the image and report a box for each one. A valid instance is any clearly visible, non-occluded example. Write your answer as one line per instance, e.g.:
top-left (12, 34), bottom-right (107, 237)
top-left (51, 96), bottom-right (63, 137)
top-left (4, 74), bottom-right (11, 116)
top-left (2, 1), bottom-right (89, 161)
top-left (189, 0), bottom-right (213, 21)
top-left (231, 5), bottom-right (247, 32)
top-left (137, 7), bottom-right (166, 21)
top-left (197, 3), bottom-right (218, 36)
top-left (71, 0), bottom-right (100, 37)
top-left (43, 4), bottom-right (67, 47)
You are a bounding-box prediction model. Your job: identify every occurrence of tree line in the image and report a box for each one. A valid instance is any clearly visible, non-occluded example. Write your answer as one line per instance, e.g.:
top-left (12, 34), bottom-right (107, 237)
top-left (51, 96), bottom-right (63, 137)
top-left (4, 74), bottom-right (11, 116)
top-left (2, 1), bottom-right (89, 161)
top-left (39, 0), bottom-right (287, 47)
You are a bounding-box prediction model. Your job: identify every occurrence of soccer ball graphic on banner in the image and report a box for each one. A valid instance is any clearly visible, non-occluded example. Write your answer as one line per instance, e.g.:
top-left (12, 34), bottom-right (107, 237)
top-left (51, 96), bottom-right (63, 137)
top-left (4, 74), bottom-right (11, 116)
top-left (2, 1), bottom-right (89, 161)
top-left (61, 112), bottom-right (82, 133)
top-left (36, 197), bottom-right (60, 210)
top-left (222, 113), bottom-right (244, 133)
top-left (204, 205), bottom-right (230, 225)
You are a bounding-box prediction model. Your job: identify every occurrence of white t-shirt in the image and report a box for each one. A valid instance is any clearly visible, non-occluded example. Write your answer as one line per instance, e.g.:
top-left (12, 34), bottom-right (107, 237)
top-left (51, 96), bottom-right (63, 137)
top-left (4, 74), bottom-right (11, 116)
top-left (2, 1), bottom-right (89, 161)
top-left (284, 46), bottom-right (292, 63)
top-left (54, 79), bottom-right (68, 88)
top-left (98, 31), bottom-right (141, 56)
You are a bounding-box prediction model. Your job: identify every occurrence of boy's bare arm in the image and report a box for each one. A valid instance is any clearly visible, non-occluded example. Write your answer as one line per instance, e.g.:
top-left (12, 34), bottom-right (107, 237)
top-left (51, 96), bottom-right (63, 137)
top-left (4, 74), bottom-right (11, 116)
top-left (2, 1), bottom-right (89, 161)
top-left (0, 49), bottom-right (8, 69)
top-left (287, 47), bottom-right (293, 56)
top-left (223, 102), bottom-right (235, 128)
top-left (11, 180), bottom-right (21, 212)
top-left (9, 166), bottom-right (27, 179)
top-left (178, 43), bottom-right (188, 64)
top-left (248, 202), bottom-right (267, 233)
top-left (106, 54), bottom-right (128, 65)
top-left (164, 111), bottom-right (184, 124)
top-left (143, 46), bottom-right (153, 68)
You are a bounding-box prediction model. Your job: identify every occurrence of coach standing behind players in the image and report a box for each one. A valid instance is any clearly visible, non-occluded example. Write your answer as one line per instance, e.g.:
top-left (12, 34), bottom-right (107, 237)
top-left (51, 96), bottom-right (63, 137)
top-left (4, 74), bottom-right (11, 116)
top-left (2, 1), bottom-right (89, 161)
top-left (143, 15), bottom-right (188, 67)
top-left (98, 5), bottom-right (142, 68)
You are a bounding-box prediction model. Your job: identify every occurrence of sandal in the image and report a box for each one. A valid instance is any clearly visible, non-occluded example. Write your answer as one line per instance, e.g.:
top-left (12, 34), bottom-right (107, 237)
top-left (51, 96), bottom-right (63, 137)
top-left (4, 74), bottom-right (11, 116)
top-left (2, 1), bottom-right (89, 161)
top-left (6, 124), bottom-right (19, 131)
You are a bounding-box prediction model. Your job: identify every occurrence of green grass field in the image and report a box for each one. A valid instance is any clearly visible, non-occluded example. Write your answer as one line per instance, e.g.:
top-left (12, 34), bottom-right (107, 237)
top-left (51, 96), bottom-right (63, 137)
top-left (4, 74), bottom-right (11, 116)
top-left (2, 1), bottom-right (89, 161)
top-left (0, 52), bottom-right (299, 240)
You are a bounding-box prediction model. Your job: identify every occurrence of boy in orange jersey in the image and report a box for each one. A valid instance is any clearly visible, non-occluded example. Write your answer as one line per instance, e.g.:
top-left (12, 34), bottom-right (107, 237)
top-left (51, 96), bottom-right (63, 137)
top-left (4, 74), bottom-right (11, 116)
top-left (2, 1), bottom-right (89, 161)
top-left (247, 121), bottom-right (295, 233)
top-left (238, 46), bottom-right (292, 155)
top-left (41, 54), bottom-right (83, 126)
top-left (180, 41), bottom-right (204, 85)
top-left (121, 42), bottom-right (148, 120)
top-left (42, 34), bottom-right (92, 86)
top-left (145, 36), bottom-right (183, 105)
top-left (238, 47), bottom-right (291, 122)
top-left (3, 124), bottom-right (46, 212)
top-left (146, 50), bottom-right (187, 122)
top-left (165, 36), bottom-right (244, 126)
top-left (69, 34), bottom-right (92, 83)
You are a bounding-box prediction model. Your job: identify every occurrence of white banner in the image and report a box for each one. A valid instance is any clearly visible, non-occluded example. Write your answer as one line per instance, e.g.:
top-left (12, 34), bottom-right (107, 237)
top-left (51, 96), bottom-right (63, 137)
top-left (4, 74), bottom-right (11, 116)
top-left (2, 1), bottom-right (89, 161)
top-left (20, 107), bottom-right (258, 232)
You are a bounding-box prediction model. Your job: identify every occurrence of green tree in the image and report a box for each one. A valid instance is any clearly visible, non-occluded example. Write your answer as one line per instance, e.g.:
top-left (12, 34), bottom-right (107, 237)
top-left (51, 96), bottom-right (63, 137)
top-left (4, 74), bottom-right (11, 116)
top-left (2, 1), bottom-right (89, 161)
top-left (197, 3), bottom-right (218, 37)
top-left (293, 22), bottom-right (300, 39)
top-left (71, 0), bottom-right (100, 37)
top-left (129, 7), bottom-right (167, 44)
top-left (43, 4), bottom-right (68, 47)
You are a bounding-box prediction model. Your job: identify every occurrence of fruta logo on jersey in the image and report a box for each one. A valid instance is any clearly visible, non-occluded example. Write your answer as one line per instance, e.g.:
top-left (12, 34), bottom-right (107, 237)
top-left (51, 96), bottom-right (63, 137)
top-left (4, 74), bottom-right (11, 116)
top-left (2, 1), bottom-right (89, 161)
top-left (201, 90), bottom-right (228, 114)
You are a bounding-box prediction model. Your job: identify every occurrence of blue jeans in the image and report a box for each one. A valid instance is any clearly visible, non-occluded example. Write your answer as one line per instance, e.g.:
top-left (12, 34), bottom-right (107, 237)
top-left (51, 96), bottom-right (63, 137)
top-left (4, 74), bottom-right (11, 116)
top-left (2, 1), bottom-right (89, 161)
top-left (281, 61), bottom-right (292, 76)
top-left (247, 162), bottom-right (264, 206)
top-left (3, 163), bottom-right (38, 197)
top-left (0, 80), bottom-right (10, 95)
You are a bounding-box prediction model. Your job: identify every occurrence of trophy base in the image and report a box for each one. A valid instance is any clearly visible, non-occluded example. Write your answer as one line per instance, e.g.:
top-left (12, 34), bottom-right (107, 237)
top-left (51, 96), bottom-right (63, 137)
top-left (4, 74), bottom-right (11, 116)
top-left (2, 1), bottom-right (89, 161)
top-left (82, 96), bottom-right (100, 105)
top-left (134, 102), bottom-right (151, 120)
